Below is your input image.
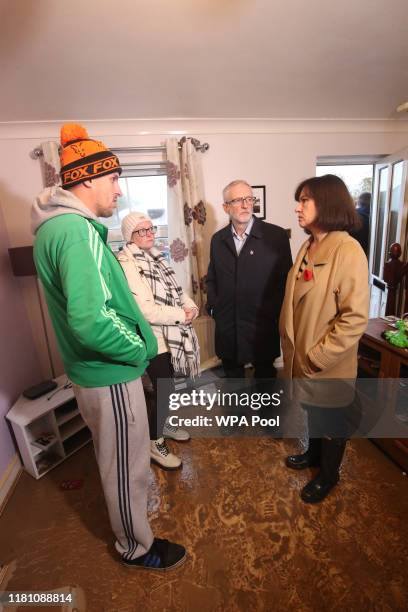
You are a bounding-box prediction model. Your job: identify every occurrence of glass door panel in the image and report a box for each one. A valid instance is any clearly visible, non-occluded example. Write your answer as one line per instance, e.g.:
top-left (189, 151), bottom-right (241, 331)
top-left (373, 167), bottom-right (389, 277)
top-left (369, 147), bottom-right (408, 318)
top-left (386, 161), bottom-right (404, 255)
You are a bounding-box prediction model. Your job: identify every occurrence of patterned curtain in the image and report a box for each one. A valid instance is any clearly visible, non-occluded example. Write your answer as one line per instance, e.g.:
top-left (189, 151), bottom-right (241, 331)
top-left (166, 137), bottom-right (208, 313)
top-left (40, 141), bottom-right (61, 187)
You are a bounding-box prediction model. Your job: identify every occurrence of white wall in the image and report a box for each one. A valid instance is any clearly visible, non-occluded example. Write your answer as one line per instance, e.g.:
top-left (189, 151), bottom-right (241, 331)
top-left (1, 118), bottom-right (408, 376)
top-left (0, 205), bottom-right (42, 481)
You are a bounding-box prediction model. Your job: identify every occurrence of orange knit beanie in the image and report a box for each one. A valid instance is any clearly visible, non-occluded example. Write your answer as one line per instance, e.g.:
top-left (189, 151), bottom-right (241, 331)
top-left (59, 123), bottom-right (122, 189)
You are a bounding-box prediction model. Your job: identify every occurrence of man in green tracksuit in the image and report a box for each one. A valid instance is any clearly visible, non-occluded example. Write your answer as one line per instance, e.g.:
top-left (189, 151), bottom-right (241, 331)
top-left (31, 123), bottom-right (186, 570)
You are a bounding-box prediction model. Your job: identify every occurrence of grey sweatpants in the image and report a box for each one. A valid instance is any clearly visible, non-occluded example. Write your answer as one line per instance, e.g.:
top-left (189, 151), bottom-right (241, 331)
top-left (73, 377), bottom-right (153, 560)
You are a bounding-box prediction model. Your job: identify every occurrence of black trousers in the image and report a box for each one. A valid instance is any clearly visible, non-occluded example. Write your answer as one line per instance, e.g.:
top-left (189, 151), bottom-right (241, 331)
top-left (146, 352), bottom-right (175, 440)
top-left (222, 359), bottom-right (277, 380)
top-left (306, 437), bottom-right (347, 485)
top-left (304, 395), bottom-right (362, 439)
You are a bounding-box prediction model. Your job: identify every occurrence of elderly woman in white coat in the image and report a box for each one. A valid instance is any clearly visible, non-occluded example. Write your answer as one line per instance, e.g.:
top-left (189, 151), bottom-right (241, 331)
top-left (118, 212), bottom-right (200, 470)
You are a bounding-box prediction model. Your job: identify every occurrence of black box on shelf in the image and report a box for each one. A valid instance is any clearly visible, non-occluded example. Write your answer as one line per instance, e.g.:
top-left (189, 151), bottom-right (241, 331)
top-left (31, 432), bottom-right (57, 450)
top-left (23, 380), bottom-right (57, 400)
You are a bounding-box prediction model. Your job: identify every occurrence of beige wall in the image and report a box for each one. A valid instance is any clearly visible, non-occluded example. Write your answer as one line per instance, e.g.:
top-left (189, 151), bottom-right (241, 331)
top-left (1, 118), bottom-right (407, 376)
top-left (0, 204), bottom-right (42, 477)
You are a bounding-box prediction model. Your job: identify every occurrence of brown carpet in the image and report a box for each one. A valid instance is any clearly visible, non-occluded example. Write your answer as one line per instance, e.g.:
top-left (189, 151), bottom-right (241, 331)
top-left (0, 438), bottom-right (407, 612)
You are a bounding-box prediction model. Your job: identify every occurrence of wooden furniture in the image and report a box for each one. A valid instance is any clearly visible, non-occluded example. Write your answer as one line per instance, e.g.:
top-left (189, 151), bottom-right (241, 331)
top-left (358, 318), bottom-right (408, 470)
top-left (6, 374), bottom-right (91, 479)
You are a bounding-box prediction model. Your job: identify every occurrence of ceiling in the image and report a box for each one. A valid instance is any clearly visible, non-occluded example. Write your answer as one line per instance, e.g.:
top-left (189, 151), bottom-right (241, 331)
top-left (0, 0), bottom-right (407, 122)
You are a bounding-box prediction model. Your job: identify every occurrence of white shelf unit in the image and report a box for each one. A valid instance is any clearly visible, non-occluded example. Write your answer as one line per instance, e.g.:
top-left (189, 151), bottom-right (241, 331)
top-left (6, 374), bottom-right (92, 479)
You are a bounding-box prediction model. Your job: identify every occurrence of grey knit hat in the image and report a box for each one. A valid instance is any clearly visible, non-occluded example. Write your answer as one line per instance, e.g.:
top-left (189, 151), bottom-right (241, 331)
top-left (121, 211), bottom-right (152, 243)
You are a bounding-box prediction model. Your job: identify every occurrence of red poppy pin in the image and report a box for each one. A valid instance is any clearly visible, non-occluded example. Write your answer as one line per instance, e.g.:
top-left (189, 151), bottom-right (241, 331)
top-left (303, 269), bottom-right (313, 281)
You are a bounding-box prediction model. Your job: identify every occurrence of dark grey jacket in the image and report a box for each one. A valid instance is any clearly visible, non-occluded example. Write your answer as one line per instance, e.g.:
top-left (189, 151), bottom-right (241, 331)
top-left (206, 216), bottom-right (292, 364)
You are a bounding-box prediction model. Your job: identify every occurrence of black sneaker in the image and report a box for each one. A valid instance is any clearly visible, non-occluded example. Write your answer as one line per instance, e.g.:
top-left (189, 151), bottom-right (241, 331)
top-left (122, 538), bottom-right (186, 571)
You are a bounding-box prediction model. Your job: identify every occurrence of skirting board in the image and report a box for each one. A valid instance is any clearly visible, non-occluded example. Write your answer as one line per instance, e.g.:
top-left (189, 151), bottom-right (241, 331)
top-left (201, 356), bottom-right (221, 372)
top-left (0, 454), bottom-right (22, 515)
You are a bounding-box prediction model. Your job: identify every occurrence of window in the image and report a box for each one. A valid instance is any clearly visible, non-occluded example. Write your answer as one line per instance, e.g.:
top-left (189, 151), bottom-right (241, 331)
top-left (101, 164), bottom-right (168, 255)
top-left (316, 163), bottom-right (374, 200)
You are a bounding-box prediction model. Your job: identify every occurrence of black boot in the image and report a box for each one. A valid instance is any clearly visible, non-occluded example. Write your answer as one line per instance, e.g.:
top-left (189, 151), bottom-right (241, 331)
top-left (285, 438), bottom-right (322, 470)
top-left (301, 438), bottom-right (347, 504)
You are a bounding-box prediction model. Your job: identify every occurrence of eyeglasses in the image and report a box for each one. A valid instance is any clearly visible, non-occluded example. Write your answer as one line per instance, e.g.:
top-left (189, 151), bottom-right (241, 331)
top-left (133, 226), bottom-right (158, 237)
top-left (225, 196), bottom-right (257, 207)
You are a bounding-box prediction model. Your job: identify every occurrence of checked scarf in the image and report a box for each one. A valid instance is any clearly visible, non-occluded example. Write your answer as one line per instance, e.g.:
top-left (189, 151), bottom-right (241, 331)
top-left (132, 247), bottom-right (200, 378)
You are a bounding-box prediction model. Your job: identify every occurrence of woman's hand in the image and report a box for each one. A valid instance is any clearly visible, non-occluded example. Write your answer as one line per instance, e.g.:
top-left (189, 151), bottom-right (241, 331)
top-left (183, 307), bottom-right (198, 323)
top-left (305, 355), bottom-right (322, 375)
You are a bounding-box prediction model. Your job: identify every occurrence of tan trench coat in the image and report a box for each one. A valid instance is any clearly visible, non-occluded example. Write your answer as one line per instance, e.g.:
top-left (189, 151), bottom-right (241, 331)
top-left (279, 231), bottom-right (369, 404)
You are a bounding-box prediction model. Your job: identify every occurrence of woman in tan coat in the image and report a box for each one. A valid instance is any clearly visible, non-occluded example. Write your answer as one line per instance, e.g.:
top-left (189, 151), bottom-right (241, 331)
top-left (280, 174), bottom-right (369, 503)
top-left (118, 212), bottom-right (200, 471)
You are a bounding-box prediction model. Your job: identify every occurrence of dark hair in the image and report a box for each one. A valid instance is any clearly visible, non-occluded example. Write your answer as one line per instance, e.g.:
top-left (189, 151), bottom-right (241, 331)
top-left (358, 191), bottom-right (371, 209)
top-left (294, 174), bottom-right (361, 232)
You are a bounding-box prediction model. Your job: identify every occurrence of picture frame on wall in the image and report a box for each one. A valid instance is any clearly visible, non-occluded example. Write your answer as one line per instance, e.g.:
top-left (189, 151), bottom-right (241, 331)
top-left (251, 185), bottom-right (266, 220)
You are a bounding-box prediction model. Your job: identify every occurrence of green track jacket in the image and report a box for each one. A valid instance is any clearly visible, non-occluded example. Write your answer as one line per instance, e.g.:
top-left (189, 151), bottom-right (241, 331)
top-left (32, 187), bottom-right (157, 387)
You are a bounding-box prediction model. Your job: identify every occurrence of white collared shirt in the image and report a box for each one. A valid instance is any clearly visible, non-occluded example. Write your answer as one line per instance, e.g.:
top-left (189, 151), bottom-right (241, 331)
top-left (231, 216), bottom-right (254, 255)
